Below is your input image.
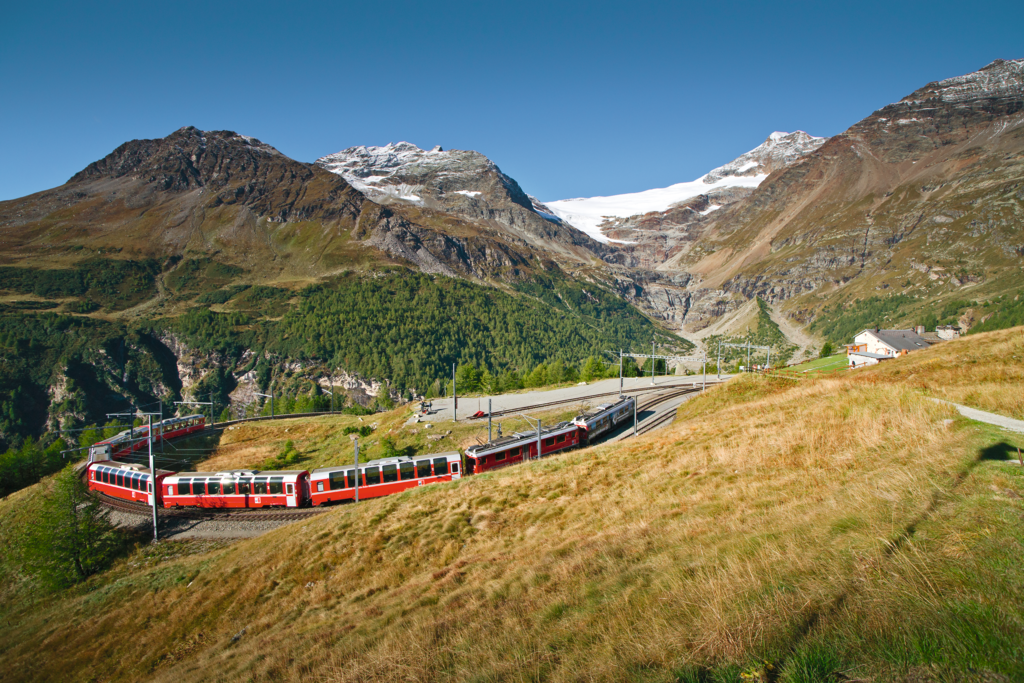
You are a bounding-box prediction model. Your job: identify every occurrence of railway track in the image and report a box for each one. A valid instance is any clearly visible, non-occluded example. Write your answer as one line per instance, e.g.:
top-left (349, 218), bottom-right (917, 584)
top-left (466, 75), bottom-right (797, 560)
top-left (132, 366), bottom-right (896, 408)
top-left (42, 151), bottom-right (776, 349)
top-left (480, 380), bottom-right (715, 420)
top-left (95, 490), bottom-right (330, 521)
top-left (88, 381), bottom-right (714, 524)
top-left (612, 386), bottom-right (700, 440)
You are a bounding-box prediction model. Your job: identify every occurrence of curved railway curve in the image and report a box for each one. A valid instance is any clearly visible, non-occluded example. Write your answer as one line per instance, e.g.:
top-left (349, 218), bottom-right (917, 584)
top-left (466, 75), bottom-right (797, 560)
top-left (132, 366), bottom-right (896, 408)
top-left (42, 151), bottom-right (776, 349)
top-left (87, 381), bottom-right (717, 525)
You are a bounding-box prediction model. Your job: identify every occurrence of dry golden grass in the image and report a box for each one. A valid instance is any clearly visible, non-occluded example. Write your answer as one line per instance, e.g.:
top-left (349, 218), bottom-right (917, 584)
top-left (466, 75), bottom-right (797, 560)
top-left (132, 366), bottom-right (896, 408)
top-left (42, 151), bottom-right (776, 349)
top-left (852, 325), bottom-right (1024, 419)
top-left (1, 328), bottom-right (1021, 682)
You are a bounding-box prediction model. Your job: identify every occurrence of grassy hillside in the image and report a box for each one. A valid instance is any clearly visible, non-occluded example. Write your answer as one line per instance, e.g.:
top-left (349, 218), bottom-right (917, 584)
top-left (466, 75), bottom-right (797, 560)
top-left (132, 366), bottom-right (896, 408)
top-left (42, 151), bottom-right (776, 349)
top-left (0, 329), bottom-right (1022, 681)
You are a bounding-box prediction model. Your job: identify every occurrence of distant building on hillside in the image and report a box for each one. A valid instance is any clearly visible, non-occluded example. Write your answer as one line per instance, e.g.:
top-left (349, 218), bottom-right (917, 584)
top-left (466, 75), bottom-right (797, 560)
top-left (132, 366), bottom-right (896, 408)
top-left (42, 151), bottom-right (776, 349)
top-left (935, 325), bottom-right (961, 340)
top-left (852, 328), bottom-right (932, 358)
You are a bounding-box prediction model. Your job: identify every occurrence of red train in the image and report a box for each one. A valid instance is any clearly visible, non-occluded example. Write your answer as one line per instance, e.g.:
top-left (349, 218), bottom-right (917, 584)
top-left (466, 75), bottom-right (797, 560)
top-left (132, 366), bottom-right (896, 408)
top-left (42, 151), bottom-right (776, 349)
top-left (464, 395), bottom-right (634, 474)
top-left (163, 470), bottom-right (309, 508)
top-left (309, 452), bottom-right (462, 505)
top-left (86, 396), bottom-right (634, 511)
top-left (87, 414), bottom-right (206, 461)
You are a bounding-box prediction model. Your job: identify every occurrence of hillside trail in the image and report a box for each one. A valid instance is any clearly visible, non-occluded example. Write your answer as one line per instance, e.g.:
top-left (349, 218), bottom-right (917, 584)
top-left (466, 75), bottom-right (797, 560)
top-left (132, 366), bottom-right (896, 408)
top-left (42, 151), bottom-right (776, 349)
top-left (929, 398), bottom-right (1024, 435)
top-left (769, 303), bottom-right (818, 364)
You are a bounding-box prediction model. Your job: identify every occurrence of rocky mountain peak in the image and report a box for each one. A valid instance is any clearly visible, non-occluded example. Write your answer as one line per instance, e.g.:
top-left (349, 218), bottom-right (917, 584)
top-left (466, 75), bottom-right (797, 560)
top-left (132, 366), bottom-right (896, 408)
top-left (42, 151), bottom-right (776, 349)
top-left (703, 130), bottom-right (827, 184)
top-left (900, 58), bottom-right (1024, 105)
top-left (69, 127), bottom-right (292, 192)
top-left (315, 141), bottom-right (604, 258)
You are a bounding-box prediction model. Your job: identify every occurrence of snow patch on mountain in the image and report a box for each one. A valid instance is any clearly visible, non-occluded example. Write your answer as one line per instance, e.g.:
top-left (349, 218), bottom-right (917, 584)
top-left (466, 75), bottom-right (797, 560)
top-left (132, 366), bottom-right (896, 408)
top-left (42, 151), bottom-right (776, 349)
top-left (544, 131), bottom-right (826, 243)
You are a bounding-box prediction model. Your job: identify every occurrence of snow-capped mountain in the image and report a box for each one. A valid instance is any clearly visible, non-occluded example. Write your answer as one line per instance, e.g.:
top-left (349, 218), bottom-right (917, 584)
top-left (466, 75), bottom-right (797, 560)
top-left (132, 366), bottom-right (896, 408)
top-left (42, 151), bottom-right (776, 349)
top-left (544, 131), bottom-right (826, 244)
top-left (315, 142), bottom-right (605, 257)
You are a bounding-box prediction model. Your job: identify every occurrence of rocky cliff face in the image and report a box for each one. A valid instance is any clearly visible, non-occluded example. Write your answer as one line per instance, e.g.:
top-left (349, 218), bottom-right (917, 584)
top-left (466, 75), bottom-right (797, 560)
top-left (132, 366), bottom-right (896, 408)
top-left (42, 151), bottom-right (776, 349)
top-left (316, 142), bottom-right (607, 261)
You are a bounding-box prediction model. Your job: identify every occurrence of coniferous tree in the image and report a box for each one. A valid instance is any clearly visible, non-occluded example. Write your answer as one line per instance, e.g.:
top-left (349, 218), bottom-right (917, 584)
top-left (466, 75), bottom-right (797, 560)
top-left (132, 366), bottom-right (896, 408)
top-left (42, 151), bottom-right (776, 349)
top-left (17, 465), bottom-right (127, 590)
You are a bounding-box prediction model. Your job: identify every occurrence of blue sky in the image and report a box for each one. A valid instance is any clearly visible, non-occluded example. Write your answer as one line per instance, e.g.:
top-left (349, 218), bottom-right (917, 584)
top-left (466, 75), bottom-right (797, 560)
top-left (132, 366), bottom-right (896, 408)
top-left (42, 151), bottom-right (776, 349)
top-left (2, 0), bottom-right (1022, 202)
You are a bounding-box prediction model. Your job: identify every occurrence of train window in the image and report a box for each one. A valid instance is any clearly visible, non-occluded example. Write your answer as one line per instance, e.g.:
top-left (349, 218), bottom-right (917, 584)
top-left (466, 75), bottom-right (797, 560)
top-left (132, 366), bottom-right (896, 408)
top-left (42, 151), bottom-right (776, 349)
top-left (495, 450), bottom-right (506, 461)
top-left (415, 460), bottom-right (432, 477)
top-left (345, 470), bottom-right (358, 488)
top-left (287, 483), bottom-right (294, 495)
top-left (400, 462), bottom-right (415, 480)
top-left (511, 447), bottom-right (521, 457)
top-left (451, 462), bottom-right (459, 473)
top-left (238, 479), bottom-right (251, 494)
top-left (221, 481), bottom-right (234, 495)
top-left (176, 478), bottom-right (189, 495)
top-left (253, 478), bottom-right (267, 495)
top-left (381, 464), bottom-right (398, 483)
top-left (557, 434), bottom-right (567, 443)
top-left (116, 472), bottom-right (125, 488)
top-left (131, 473), bottom-right (141, 491)
top-left (365, 467), bottom-right (380, 486)
top-left (268, 477), bottom-right (284, 495)
top-left (316, 481), bottom-right (324, 493)
top-left (195, 479), bottom-right (207, 495)
top-left (433, 458), bottom-right (448, 475)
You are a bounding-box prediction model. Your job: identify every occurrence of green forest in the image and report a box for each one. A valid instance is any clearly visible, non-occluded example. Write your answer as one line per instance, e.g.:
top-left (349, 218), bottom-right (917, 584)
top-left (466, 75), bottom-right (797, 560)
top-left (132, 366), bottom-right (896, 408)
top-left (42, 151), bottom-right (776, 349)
top-left (0, 265), bottom-right (680, 483)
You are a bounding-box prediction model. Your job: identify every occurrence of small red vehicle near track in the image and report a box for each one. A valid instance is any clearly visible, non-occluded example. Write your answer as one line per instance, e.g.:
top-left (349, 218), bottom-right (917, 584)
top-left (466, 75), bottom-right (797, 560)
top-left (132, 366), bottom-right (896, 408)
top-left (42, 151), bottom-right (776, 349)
top-left (309, 452), bottom-right (462, 506)
top-left (162, 470), bottom-right (310, 508)
top-left (87, 461), bottom-right (173, 506)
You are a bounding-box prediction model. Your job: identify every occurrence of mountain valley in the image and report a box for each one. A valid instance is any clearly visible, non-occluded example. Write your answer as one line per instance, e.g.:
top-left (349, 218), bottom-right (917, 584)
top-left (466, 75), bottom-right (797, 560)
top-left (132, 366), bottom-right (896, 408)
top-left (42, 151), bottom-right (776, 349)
top-left (0, 59), bottom-right (1022, 453)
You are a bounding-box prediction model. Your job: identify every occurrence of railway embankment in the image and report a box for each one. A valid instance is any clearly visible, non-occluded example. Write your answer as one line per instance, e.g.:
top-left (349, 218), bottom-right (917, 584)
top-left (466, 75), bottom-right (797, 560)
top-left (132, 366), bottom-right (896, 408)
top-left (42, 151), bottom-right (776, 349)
top-left (1, 328), bottom-right (1022, 682)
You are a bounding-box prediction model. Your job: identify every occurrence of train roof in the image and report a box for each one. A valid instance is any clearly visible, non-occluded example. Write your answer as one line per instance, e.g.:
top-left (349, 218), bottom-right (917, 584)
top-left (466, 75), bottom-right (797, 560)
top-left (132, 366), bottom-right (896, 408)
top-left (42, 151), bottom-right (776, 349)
top-left (166, 469), bottom-right (308, 478)
top-left (466, 422), bottom-right (575, 455)
top-left (577, 395), bottom-right (633, 420)
top-left (90, 461), bottom-right (174, 476)
top-left (311, 452), bottom-right (460, 473)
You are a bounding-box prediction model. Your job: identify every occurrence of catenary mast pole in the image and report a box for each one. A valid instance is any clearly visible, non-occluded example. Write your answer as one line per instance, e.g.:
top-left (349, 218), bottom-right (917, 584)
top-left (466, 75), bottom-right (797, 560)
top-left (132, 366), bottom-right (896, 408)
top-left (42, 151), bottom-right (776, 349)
top-left (353, 438), bottom-right (359, 503)
top-left (488, 399), bottom-right (492, 443)
top-left (452, 363), bottom-right (457, 422)
top-left (619, 350), bottom-right (623, 396)
top-left (148, 414), bottom-right (158, 542)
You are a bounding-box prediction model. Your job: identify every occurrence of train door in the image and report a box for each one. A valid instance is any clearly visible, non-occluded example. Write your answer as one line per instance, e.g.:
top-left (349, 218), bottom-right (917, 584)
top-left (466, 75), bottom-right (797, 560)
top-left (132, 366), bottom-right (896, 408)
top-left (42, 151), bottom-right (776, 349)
top-left (286, 480), bottom-right (296, 507)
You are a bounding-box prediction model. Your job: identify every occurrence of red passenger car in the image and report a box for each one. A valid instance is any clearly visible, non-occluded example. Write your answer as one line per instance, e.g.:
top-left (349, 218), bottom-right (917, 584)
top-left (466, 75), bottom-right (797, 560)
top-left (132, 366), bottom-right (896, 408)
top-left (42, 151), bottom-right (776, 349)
top-left (309, 452), bottom-right (462, 506)
top-left (162, 469), bottom-right (309, 508)
top-left (87, 461), bottom-right (173, 506)
top-left (464, 421), bottom-right (580, 474)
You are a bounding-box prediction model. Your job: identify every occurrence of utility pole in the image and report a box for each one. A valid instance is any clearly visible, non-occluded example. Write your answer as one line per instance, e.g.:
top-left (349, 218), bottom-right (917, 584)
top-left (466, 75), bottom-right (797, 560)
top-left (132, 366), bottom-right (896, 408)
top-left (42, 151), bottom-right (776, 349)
top-left (651, 339), bottom-right (656, 385)
top-left (452, 363), bottom-right (457, 422)
top-left (747, 341), bottom-right (751, 371)
top-left (147, 414), bottom-right (157, 541)
top-left (110, 407), bottom-right (161, 542)
top-left (717, 341), bottom-right (722, 380)
top-left (353, 437), bottom-right (359, 503)
top-left (702, 353), bottom-right (706, 392)
top-left (488, 398), bottom-right (492, 443)
top-left (633, 397), bottom-right (638, 436)
top-left (536, 419), bottom-right (541, 460)
top-left (619, 350), bottom-right (623, 396)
